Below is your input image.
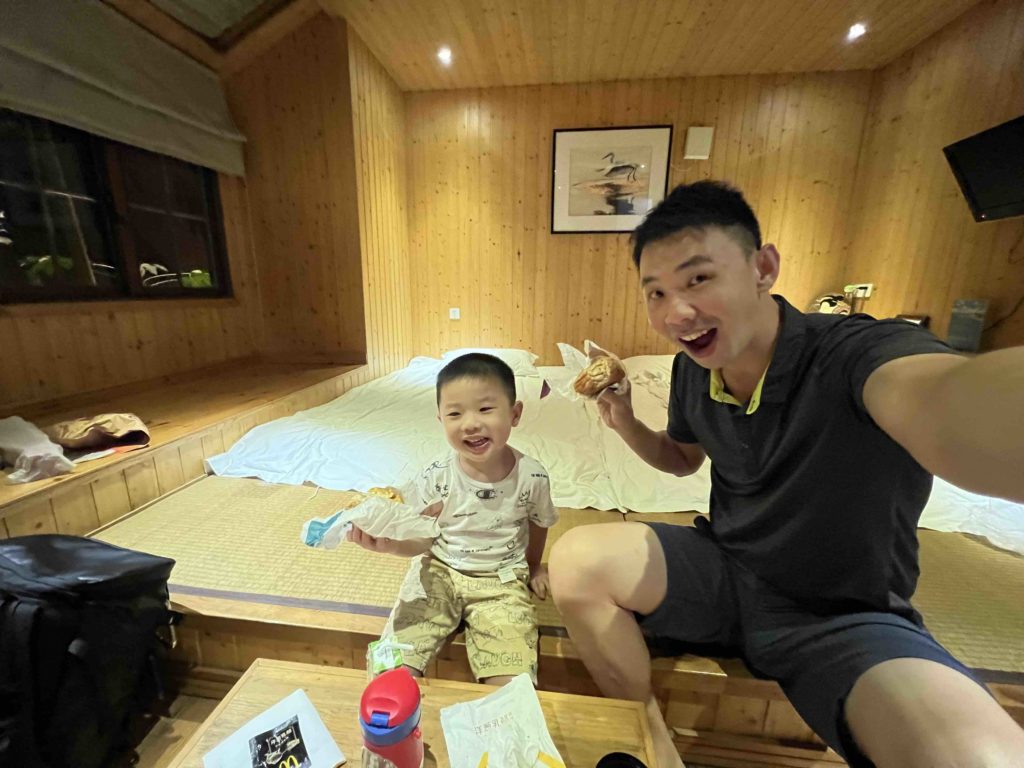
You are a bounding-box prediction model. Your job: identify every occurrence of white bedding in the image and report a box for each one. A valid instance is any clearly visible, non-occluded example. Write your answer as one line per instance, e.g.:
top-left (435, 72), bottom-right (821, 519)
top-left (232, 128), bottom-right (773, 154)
top-left (208, 353), bottom-right (1024, 555)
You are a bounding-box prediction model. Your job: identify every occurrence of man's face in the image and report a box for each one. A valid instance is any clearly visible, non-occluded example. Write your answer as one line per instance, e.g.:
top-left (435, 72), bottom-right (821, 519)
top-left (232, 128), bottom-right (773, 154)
top-left (638, 226), bottom-right (778, 370)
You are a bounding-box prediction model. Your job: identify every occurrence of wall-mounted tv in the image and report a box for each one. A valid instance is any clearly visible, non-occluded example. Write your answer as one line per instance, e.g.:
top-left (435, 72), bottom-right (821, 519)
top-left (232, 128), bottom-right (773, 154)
top-left (942, 114), bottom-right (1024, 222)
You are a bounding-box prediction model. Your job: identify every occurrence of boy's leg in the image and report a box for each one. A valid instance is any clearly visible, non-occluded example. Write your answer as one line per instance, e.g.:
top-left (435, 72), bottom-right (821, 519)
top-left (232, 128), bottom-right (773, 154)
top-left (845, 657), bottom-right (1024, 767)
top-left (481, 675), bottom-right (516, 686)
top-left (383, 557), bottom-right (462, 675)
top-left (460, 568), bottom-right (539, 684)
top-left (549, 522), bottom-right (740, 768)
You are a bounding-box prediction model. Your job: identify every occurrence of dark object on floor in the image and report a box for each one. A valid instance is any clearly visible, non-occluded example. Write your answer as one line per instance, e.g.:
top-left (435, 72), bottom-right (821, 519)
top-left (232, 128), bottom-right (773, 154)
top-left (596, 752), bottom-right (648, 768)
top-left (0, 535), bottom-right (176, 768)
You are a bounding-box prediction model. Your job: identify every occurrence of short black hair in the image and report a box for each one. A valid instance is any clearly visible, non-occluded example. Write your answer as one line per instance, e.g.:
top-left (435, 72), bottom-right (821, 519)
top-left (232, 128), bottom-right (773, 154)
top-left (630, 180), bottom-right (762, 266)
top-left (436, 353), bottom-right (517, 406)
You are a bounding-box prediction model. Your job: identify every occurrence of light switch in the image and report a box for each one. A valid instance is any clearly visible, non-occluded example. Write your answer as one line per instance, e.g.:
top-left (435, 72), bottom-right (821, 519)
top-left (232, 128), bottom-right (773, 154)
top-left (449, 307), bottom-right (460, 320)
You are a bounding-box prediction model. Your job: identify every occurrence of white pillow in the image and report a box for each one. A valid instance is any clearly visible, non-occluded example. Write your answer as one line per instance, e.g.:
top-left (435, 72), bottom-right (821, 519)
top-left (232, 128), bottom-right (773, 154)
top-left (440, 347), bottom-right (539, 377)
top-left (622, 354), bottom-right (675, 377)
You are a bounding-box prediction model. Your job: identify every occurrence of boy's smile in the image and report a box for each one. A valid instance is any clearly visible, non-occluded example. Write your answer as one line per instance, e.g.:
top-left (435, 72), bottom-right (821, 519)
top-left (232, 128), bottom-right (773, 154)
top-left (438, 376), bottom-right (523, 479)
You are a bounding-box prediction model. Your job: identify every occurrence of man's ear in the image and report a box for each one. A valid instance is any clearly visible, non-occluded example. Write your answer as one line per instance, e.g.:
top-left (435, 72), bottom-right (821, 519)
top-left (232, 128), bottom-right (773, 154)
top-left (511, 401), bottom-right (524, 427)
top-left (754, 244), bottom-right (781, 294)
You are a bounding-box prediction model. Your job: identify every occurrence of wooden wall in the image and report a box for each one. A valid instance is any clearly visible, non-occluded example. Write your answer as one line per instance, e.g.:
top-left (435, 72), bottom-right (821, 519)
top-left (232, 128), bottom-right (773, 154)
top-left (224, 12), bottom-right (368, 365)
top-left (405, 72), bottom-right (874, 362)
top-left (0, 176), bottom-right (263, 411)
top-left (347, 26), bottom-right (414, 377)
top-left (845, 0), bottom-right (1024, 348)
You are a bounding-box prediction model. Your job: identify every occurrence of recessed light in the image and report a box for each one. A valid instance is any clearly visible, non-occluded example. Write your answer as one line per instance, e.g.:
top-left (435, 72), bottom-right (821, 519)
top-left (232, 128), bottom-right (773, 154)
top-left (437, 46), bottom-right (452, 66)
top-left (847, 23), bottom-right (866, 41)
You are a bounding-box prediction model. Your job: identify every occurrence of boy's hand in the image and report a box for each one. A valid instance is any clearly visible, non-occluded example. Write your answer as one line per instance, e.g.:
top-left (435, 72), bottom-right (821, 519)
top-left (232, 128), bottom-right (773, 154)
top-left (529, 563), bottom-right (550, 600)
top-left (346, 525), bottom-right (399, 555)
top-left (596, 386), bottom-right (635, 431)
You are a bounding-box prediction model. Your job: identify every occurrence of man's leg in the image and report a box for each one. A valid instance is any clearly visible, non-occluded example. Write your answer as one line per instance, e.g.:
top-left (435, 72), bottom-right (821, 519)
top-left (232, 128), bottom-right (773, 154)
top-left (549, 522), bottom-right (678, 767)
top-left (845, 657), bottom-right (1024, 767)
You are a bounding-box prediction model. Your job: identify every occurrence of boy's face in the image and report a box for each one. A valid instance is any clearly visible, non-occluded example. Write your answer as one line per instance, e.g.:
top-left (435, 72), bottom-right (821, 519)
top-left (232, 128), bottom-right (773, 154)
top-left (438, 376), bottom-right (523, 467)
top-left (638, 226), bottom-right (779, 371)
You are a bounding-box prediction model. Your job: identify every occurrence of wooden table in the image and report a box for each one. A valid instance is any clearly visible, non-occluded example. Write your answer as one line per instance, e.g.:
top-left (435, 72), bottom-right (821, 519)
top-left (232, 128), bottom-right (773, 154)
top-left (167, 658), bottom-right (656, 767)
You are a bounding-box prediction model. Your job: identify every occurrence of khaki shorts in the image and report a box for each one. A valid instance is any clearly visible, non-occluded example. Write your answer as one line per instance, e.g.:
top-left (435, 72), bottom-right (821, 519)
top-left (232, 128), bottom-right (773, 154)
top-left (384, 556), bottom-right (538, 682)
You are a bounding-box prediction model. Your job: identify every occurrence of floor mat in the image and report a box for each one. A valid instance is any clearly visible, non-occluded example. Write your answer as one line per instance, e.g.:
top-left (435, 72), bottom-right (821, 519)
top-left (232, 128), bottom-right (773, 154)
top-left (96, 477), bottom-right (1024, 674)
top-left (95, 476), bottom-right (604, 629)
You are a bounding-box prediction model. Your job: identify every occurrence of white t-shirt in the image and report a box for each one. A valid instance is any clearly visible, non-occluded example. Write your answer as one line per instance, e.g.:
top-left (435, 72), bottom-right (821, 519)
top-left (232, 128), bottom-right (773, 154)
top-left (406, 449), bottom-right (558, 573)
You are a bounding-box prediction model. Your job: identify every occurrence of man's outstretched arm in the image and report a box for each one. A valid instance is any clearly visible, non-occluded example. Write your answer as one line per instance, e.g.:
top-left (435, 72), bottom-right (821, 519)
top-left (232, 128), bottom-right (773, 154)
top-left (863, 348), bottom-right (1024, 503)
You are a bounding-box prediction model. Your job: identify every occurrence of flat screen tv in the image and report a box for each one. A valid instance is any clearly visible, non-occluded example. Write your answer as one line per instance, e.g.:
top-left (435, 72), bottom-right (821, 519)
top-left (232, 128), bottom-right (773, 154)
top-left (942, 114), bottom-right (1024, 222)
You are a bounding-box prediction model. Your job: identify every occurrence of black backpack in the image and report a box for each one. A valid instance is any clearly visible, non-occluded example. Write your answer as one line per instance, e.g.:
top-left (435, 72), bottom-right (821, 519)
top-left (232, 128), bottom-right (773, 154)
top-left (0, 534), bottom-right (176, 767)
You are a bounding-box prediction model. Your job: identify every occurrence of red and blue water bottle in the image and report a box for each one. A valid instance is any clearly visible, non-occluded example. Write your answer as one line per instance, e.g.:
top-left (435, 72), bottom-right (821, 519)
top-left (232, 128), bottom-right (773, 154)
top-left (359, 667), bottom-right (424, 768)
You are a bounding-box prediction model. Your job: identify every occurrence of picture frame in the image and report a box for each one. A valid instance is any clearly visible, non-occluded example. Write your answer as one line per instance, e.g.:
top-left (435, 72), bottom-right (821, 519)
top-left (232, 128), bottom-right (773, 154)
top-left (551, 125), bottom-right (673, 234)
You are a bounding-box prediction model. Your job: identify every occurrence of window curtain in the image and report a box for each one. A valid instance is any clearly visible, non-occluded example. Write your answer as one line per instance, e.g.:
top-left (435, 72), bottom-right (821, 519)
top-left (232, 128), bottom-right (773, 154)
top-left (0, 0), bottom-right (245, 176)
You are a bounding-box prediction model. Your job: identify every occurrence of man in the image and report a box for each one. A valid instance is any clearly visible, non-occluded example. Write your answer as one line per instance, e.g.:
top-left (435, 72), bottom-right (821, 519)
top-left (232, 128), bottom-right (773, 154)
top-left (549, 180), bottom-right (1024, 767)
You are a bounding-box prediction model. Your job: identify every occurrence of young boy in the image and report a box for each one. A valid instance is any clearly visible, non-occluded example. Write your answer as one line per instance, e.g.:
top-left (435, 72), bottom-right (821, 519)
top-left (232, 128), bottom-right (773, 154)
top-left (347, 353), bottom-right (558, 685)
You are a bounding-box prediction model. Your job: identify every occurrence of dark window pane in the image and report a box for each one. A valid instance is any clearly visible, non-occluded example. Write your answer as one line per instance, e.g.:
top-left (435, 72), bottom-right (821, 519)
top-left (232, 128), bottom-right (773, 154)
top-left (45, 195), bottom-right (117, 289)
top-left (167, 160), bottom-right (207, 217)
top-left (34, 121), bottom-right (93, 196)
top-left (121, 145), bottom-right (168, 208)
top-left (0, 111), bottom-right (34, 187)
top-left (172, 218), bottom-right (216, 289)
top-left (130, 208), bottom-right (180, 290)
top-left (2, 186), bottom-right (52, 256)
top-left (78, 198), bottom-right (120, 290)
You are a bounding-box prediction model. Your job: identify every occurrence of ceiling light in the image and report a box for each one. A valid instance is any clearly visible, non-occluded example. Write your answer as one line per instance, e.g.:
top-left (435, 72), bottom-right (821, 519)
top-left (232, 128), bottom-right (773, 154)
top-left (437, 46), bottom-right (452, 66)
top-left (847, 23), bottom-right (866, 41)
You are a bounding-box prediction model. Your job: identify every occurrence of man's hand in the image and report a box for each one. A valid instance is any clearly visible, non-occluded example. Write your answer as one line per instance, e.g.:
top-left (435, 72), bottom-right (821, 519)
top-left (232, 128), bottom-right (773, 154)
top-left (529, 563), bottom-right (550, 600)
top-left (596, 385), bottom-right (635, 431)
top-left (346, 525), bottom-right (400, 555)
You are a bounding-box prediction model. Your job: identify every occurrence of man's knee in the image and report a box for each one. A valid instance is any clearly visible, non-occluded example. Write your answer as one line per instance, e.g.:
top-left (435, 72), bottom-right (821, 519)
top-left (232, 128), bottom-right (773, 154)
top-left (550, 522), bottom-right (667, 616)
top-left (549, 525), bottom-right (610, 606)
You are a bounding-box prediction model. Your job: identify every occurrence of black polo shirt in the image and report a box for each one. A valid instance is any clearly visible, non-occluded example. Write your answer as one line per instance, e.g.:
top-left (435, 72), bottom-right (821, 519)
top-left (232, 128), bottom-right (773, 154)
top-left (668, 296), bottom-right (955, 616)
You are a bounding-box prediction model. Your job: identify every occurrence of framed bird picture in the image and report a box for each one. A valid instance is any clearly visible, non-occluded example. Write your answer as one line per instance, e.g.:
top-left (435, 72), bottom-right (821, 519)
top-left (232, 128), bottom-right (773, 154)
top-left (551, 125), bottom-right (672, 233)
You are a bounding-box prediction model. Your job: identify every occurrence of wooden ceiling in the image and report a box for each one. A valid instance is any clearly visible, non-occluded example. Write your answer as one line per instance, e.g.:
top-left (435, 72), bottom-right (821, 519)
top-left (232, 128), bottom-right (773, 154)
top-left (321, 0), bottom-right (983, 90)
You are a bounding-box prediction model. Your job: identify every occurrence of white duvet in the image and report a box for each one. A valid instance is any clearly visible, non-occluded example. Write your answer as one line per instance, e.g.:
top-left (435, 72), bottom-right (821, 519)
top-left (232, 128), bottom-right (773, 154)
top-left (208, 354), bottom-right (1024, 555)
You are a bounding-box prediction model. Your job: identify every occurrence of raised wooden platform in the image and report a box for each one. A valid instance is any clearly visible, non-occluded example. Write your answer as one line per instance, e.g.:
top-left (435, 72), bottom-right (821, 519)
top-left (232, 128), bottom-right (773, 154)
top-left (0, 358), bottom-right (370, 539)
top-left (79, 469), bottom-right (1024, 768)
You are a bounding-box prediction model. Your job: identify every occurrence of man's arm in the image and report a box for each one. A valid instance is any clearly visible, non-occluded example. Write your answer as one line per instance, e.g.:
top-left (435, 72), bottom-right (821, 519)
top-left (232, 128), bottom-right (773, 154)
top-left (863, 349), bottom-right (1024, 503)
top-left (597, 388), bottom-right (705, 476)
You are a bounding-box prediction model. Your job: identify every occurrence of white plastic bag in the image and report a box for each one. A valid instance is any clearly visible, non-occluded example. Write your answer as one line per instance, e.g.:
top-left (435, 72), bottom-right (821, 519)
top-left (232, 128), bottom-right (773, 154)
top-left (440, 674), bottom-right (565, 768)
top-left (547, 340), bottom-right (630, 402)
top-left (301, 495), bottom-right (441, 550)
top-left (0, 416), bottom-right (74, 484)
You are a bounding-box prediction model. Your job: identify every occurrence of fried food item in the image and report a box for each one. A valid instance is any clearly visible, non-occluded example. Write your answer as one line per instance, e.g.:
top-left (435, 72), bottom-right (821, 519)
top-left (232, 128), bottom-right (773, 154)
top-left (572, 355), bottom-right (626, 397)
top-left (367, 486), bottom-right (403, 503)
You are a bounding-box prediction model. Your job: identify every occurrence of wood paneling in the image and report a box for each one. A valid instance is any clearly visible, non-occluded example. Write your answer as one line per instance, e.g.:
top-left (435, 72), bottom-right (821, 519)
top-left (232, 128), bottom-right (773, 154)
top-left (0, 363), bottom-right (363, 536)
top-left (347, 28), bottom-right (414, 376)
top-left (224, 12), bottom-right (368, 365)
top-left (0, 175), bottom-right (263, 410)
top-left (220, 0), bottom-right (322, 75)
top-left (323, 0), bottom-right (980, 91)
top-left (406, 73), bottom-right (873, 361)
top-left (845, 0), bottom-right (1024, 348)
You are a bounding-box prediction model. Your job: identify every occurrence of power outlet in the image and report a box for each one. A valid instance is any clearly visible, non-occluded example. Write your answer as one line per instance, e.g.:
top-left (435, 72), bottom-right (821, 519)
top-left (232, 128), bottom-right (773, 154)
top-left (449, 307), bottom-right (461, 320)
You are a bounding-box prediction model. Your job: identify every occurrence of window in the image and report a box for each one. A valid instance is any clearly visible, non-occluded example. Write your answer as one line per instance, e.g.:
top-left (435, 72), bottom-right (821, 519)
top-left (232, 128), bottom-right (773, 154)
top-left (0, 108), bottom-right (230, 303)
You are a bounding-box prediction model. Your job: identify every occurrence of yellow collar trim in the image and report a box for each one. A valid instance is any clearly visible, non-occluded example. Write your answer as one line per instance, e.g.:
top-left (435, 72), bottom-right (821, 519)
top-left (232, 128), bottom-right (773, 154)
top-left (709, 367), bottom-right (769, 414)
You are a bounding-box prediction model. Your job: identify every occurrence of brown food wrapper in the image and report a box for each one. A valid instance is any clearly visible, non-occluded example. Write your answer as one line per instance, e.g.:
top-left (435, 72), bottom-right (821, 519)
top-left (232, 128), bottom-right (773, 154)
top-left (44, 413), bottom-right (150, 450)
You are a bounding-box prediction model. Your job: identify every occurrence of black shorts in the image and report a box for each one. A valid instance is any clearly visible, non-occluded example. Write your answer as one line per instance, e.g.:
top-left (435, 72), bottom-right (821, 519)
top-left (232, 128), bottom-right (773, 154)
top-left (640, 522), bottom-right (985, 766)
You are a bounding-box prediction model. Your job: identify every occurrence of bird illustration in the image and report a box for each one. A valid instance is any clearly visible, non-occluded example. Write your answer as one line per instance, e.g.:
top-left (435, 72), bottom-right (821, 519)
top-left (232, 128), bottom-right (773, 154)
top-left (596, 152), bottom-right (639, 182)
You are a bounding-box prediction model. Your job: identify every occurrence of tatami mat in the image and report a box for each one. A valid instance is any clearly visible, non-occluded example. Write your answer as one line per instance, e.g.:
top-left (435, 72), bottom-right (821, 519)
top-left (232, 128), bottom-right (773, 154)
top-left (96, 477), bottom-right (1024, 675)
top-left (95, 476), bottom-right (617, 629)
top-left (913, 529), bottom-right (1024, 675)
